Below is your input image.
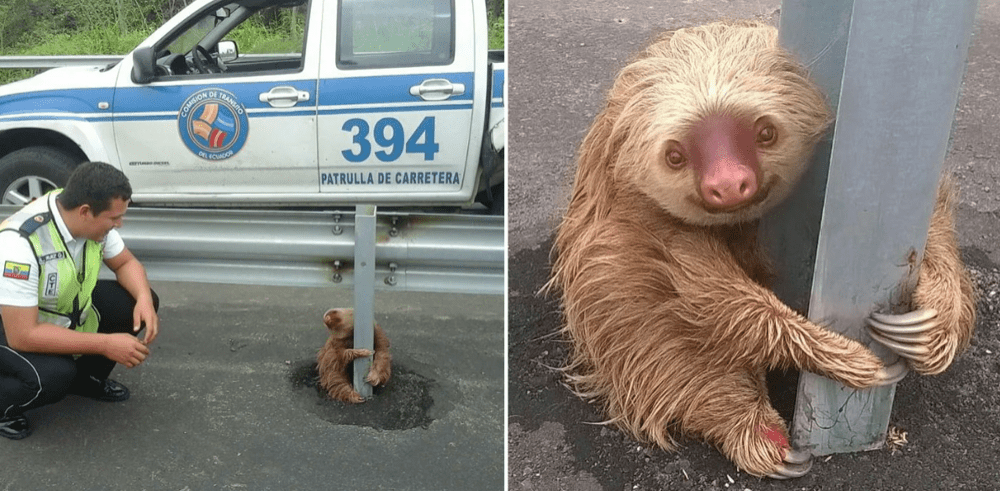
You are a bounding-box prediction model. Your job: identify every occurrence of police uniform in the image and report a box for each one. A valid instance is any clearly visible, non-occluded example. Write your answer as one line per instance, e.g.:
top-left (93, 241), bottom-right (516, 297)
top-left (0, 191), bottom-right (157, 438)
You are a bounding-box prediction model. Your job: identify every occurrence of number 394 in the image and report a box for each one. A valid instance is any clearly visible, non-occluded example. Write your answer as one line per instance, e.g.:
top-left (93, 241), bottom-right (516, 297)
top-left (342, 116), bottom-right (439, 162)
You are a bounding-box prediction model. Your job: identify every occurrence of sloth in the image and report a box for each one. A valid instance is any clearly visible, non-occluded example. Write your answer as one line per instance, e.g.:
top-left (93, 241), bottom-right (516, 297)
top-left (547, 20), bottom-right (975, 478)
top-left (317, 308), bottom-right (392, 404)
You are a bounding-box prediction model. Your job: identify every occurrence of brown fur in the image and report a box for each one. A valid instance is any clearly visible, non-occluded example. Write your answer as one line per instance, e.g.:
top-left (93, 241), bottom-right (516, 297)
top-left (547, 21), bottom-right (975, 477)
top-left (317, 308), bottom-right (392, 403)
top-left (909, 175), bottom-right (977, 374)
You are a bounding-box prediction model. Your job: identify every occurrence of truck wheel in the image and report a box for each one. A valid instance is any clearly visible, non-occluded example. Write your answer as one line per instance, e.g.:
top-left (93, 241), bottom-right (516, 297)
top-left (0, 147), bottom-right (79, 205)
top-left (489, 183), bottom-right (504, 215)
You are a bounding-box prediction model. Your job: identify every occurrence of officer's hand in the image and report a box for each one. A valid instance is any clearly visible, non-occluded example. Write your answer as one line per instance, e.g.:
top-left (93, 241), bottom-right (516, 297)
top-left (133, 298), bottom-right (159, 345)
top-left (104, 333), bottom-right (150, 368)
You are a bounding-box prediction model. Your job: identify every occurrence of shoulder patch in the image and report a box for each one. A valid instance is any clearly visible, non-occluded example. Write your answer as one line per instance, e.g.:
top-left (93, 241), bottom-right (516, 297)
top-left (18, 213), bottom-right (52, 236)
top-left (3, 261), bottom-right (31, 280)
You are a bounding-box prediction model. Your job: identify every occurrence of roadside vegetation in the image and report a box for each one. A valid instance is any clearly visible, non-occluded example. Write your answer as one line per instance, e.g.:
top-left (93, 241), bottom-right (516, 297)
top-left (0, 0), bottom-right (505, 86)
top-left (489, 10), bottom-right (504, 49)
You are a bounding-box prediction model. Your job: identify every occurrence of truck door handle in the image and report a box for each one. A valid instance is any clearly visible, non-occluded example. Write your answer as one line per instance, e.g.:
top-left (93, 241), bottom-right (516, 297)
top-left (259, 86), bottom-right (310, 108)
top-left (409, 79), bottom-right (466, 101)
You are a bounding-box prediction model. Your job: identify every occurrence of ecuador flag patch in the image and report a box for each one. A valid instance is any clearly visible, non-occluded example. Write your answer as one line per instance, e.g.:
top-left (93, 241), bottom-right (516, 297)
top-left (3, 261), bottom-right (30, 280)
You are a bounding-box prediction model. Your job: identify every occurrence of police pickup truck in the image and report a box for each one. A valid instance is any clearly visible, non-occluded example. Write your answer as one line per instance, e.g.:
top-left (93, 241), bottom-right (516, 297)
top-left (0, 0), bottom-right (505, 213)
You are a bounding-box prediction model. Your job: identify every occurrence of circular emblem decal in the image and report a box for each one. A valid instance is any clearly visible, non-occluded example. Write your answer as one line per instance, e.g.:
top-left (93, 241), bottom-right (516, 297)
top-left (178, 88), bottom-right (249, 161)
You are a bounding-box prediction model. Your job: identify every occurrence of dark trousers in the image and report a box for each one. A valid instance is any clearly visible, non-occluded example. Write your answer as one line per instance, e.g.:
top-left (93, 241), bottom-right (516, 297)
top-left (0, 280), bottom-right (159, 418)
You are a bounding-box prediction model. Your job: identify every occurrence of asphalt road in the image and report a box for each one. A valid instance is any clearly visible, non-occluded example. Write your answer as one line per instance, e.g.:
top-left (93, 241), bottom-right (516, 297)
top-left (0, 282), bottom-right (504, 490)
top-left (509, 1), bottom-right (1000, 490)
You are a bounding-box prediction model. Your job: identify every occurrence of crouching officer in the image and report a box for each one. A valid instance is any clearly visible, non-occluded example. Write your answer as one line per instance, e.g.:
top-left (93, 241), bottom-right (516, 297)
top-left (0, 162), bottom-right (159, 439)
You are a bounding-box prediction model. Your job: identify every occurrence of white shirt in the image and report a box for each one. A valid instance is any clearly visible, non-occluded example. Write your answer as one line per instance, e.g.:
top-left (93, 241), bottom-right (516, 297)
top-left (0, 193), bottom-right (125, 307)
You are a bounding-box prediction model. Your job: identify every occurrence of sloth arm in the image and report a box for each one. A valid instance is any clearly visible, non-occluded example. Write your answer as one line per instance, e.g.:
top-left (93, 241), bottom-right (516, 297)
top-left (869, 176), bottom-right (976, 375)
top-left (908, 184), bottom-right (976, 374)
top-left (563, 218), bottom-right (886, 389)
top-left (666, 229), bottom-right (888, 386)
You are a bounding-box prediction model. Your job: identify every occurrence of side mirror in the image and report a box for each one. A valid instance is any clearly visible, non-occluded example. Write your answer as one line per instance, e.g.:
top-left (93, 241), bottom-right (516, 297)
top-left (131, 47), bottom-right (156, 84)
top-left (218, 40), bottom-right (239, 63)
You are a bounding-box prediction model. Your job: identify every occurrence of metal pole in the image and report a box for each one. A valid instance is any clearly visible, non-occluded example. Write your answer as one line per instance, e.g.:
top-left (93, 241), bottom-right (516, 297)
top-left (764, 0), bottom-right (977, 455)
top-left (352, 204), bottom-right (377, 400)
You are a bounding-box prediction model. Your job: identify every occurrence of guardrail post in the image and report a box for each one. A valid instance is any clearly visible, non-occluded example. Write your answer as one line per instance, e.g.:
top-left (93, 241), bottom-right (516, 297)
top-left (761, 0), bottom-right (977, 455)
top-left (352, 204), bottom-right (377, 399)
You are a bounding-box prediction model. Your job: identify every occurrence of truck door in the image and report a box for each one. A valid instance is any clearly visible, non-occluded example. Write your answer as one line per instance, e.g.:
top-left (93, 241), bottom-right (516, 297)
top-left (111, 0), bottom-right (320, 199)
top-left (317, 0), bottom-right (485, 205)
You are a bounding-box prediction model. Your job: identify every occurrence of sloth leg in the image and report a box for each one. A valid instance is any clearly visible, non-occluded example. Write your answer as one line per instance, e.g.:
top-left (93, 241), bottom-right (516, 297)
top-left (324, 380), bottom-right (365, 404)
top-left (684, 367), bottom-right (811, 478)
top-left (367, 351), bottom-right (391, 386)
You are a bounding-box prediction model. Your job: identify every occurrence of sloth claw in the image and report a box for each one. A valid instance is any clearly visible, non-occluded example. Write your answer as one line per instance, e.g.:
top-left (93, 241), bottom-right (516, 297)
top-left (867, 309), bottom-right (937, 367)
top-left (870, 308), bottom-right (937, 326)
top-left (867, 316), bottom-right (935, 336)
top-left (768, 453), bottom-right (812, 479)
top-left (876, 359), bottom-right (909, 385)
top-left (867, 328), bottom-right (930, 357)
top-left (783, 448), bottom-right (811, 465)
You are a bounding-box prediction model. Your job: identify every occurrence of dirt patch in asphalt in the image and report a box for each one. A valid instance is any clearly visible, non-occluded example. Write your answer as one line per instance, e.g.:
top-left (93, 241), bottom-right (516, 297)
top-left (289, 360), bottom-right (449, 431)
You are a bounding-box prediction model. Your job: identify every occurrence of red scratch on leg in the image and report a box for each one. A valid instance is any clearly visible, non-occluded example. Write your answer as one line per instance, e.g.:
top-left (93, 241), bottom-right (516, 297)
top-left (761, 424), bottom-right (791, 459)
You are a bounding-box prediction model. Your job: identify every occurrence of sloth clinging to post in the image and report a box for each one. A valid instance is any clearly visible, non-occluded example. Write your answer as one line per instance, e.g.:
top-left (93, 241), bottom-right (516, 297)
top-left (547, 21), bottom-right (975, 479)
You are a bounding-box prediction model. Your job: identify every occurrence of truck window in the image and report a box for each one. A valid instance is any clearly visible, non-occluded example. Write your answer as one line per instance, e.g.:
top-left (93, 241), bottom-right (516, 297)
top-left (159, 0), bottom-right (310, 76)
top-left (167, 15), bottom-right (216, 56)
top-left (227, 5), bottom-right (308, 59)
top-left (337, 0), bottom-right (454, 69)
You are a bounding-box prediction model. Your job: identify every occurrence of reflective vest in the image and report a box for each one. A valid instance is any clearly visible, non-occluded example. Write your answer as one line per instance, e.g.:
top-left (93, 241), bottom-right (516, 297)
top-left (0, 191), bottom-right (102, 333)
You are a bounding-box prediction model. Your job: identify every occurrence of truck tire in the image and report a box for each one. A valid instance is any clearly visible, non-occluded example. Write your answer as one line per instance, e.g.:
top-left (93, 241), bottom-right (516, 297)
top-left (0, 147), bottom-right (79, 205)
top-left (489, 183), bottom-right (504, 215)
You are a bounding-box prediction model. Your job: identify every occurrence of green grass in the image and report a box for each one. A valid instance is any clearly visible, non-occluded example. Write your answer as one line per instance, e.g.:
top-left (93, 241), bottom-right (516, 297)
top-left (11, 26), bottom-right (151, 55)
top-left (227, 11), bottom-right (307, 54)
top-left (488, 13), bottom-right (504, 50)
top-left (0, 26), bottom-right (152, 85)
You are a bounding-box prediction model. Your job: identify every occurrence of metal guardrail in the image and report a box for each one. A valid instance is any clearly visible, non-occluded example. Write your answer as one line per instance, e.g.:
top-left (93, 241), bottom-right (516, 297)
top-left (0, 205), bottom-right (504, 295)
top-left (0, 55), bottom-right (123, 69)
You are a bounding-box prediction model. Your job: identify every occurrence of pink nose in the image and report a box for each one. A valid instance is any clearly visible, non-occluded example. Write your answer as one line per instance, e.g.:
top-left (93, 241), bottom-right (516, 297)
top-left (700, 162), bottom-right (758, 209)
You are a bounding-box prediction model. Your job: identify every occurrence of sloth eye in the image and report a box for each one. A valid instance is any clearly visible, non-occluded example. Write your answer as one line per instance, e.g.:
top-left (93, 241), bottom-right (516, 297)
top-left (665, 143), bottom-right (686, 169)
top-left (755, 120), bottom-right (777, 147)
top-left (666, 150), bottom-right (686, 168)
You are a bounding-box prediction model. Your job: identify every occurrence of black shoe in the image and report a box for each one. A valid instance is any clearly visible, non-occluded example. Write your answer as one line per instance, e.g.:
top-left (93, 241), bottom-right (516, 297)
top-left (0, 414), bottom-right (31, 440)
top-left (70, 376), bottom-right (130, 402)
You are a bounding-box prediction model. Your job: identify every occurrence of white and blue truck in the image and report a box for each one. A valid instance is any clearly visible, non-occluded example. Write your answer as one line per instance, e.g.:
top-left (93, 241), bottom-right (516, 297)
top-left (0, 0), bottom-right (505, 214)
